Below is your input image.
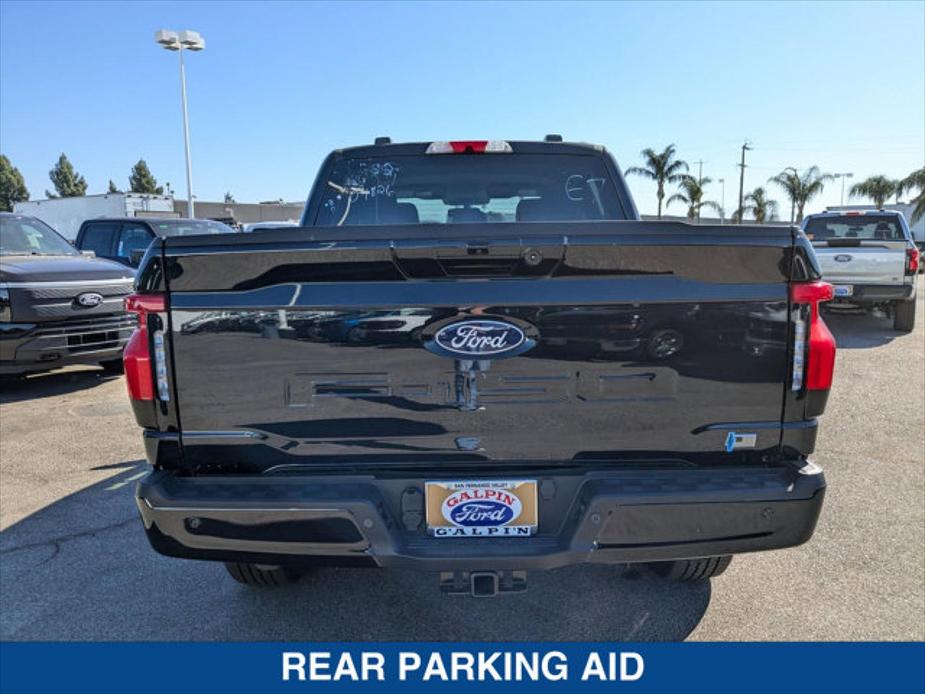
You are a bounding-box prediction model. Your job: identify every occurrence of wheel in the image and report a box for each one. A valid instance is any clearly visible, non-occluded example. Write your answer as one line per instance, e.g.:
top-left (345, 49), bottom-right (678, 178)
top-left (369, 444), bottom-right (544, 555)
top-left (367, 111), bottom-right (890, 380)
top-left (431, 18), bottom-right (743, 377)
top-left (224, 562), bottom-right (301, 587)
top-left (647, 555), bottom-right (732, 582)
top-left (894, 298), bottom-right (916, 332)
top-left (99, 358), bottom-right (124, 374)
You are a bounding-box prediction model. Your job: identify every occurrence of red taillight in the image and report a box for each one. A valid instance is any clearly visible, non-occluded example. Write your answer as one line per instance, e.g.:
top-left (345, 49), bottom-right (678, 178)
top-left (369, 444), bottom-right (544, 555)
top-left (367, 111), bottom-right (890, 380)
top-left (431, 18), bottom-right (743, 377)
top-left (451, 140), bottom-right (488, 153)
top-left (906, 246), bottom-right (920, 275)
top-left (123, 293), bottom-right (166, 402)
top-left (790, 280), bottom-right (836, 392)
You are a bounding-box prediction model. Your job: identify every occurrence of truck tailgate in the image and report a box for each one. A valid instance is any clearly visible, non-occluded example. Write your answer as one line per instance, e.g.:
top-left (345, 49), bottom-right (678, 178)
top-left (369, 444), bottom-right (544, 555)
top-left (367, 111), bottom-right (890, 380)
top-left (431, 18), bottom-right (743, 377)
top-left (161, 223), bottom-right (795, 471)
top-left (813, 241), bottom-right (908, 285)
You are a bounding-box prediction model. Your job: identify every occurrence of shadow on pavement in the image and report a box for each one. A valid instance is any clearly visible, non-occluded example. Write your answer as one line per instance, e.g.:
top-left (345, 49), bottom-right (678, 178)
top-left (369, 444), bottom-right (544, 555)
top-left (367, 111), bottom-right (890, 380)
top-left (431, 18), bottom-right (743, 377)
top-left (0, 465), bottom-right (711, 642)
top-left (0, 367), bottom-right (120, 405)
top-left (823, 308), bottom-right (904, 349)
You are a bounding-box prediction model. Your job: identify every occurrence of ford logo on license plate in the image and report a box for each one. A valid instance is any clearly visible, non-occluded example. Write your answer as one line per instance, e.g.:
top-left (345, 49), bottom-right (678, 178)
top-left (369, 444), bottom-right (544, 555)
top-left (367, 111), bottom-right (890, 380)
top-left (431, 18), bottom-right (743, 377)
top-left (426, 318), bottom-right (535, 359)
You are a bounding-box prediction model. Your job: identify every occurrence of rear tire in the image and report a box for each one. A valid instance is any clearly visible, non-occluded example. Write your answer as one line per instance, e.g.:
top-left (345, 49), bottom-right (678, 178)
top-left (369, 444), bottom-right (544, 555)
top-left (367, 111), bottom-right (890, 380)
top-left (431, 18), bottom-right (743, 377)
top-left (99, 358), bottom-right (124, 374)
top-left (894, 298), bottom-right (916, 332)
top-left (648, 555), bottom-right (732, 582)
top-left (224, 562), bottom-right (301, 587)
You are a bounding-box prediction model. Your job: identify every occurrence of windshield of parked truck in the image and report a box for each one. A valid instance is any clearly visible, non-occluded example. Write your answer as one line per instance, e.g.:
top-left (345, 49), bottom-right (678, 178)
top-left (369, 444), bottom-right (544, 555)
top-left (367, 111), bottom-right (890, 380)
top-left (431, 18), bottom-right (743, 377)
top-left (804, 214), bottom-right (908, 242)
top-left (315, 154), bottom-right (626, 226)
top-left (0, 216), bottom-right (78, 256)
top-left (149, 219), bottom-right (236, 237)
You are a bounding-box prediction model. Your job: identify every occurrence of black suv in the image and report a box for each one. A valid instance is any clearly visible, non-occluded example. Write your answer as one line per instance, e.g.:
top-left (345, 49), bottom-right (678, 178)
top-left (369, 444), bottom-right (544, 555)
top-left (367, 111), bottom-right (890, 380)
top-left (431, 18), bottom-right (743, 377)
top-left (75, 217), bottom-right (236, 268)
top-left (0, 213), bottom-right (136, 376)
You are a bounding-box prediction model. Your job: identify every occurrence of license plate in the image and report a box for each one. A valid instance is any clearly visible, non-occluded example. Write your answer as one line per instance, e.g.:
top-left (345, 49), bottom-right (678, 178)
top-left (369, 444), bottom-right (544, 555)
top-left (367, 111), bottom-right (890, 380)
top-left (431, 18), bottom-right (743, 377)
top-left (425, 480), bottom-right (537, 538)
top-left (833, 285), bottom-right (853, 297)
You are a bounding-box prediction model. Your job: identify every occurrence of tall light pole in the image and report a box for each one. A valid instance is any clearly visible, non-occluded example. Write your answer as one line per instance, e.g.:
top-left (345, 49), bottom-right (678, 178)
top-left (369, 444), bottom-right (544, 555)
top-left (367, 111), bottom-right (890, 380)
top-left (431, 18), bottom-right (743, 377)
top-left (155, 29), bottom-right (205, 218)
top-left (719, 178), bottom-right (725, 223)
top-left (832, 172), bottom-right (854, 207)
top-left (736, 141), bottom-right (752, 224)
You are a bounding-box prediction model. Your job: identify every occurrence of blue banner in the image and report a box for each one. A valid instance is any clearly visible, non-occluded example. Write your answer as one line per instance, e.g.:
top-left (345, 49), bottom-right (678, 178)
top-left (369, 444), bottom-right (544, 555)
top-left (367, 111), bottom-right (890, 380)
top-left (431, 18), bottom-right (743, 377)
top-left (1, 642), bottom-right (923, 694)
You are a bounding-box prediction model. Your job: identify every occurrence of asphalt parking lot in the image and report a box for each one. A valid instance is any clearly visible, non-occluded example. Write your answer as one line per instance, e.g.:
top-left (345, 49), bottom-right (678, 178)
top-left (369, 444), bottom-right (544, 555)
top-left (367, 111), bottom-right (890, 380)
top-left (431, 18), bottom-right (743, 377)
top-left (1, 279), bottom-right (923, 641)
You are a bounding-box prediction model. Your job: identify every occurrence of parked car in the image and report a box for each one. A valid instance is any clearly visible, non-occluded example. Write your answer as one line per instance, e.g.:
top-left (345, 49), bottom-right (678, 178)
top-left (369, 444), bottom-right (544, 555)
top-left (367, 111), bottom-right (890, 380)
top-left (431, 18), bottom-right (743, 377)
top-left (0, 212), bottom-right (135, 376)
top-left (802, 210), bottom-right (919, 331)
top-left (74, 217), bottom-right (237, 269)
top-left (125, 138), bottom-right (833, 595)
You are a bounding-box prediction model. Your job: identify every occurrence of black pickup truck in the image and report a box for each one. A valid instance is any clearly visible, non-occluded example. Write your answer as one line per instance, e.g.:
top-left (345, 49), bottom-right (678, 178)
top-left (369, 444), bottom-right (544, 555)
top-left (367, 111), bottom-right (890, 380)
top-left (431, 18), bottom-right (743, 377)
top-left (128, 139), bottom-right (835, 595)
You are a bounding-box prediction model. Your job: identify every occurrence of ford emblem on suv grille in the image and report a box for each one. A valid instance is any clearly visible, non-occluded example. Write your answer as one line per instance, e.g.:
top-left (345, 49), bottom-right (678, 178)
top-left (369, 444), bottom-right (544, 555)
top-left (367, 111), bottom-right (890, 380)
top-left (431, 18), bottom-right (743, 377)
top-left (426, 318), bottom-right (534, 359)
top-left (75, 292), bottom-right (104, 307)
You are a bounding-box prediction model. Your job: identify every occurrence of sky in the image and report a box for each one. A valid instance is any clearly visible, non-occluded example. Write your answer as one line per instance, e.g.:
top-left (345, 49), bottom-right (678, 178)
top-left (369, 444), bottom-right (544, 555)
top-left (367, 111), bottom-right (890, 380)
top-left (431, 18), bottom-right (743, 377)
top-left (1, 0), bottom-right (923, 218)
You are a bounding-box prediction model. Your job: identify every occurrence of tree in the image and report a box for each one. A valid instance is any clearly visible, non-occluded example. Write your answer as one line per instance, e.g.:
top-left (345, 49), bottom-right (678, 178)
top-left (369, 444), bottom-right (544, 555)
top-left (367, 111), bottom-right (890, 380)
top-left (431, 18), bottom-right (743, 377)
top-left (0, 154), bottom-right (29, 211)
top-left (625, 144), bottom-right (689, 219)
top-left (769, 166), bottom-right (831, 223)
top-left (129, 159), bottom-right (163, 195)
top-left (898, 167), bottom-right (925, 224)
top-left (666, 175), bottom-right (722, 221)
top-left (849, 175), bottom-right (899, 209)
top-left (46, 153), bottom-right (87, 198)
top-left (107, 179), bottom-right (121, 193)
top-left (741, 187), bottom-right (778, 224)
top-left (224, 191), bottom-right (235, 204)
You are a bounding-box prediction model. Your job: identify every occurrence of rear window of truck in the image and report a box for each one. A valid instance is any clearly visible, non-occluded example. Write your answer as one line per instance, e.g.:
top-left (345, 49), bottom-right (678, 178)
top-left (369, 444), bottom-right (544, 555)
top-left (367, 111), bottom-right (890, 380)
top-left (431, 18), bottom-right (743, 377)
top-left (315, 154), bottom-right (625, 226)
top-left (804, 215), bottom-right (907, 241)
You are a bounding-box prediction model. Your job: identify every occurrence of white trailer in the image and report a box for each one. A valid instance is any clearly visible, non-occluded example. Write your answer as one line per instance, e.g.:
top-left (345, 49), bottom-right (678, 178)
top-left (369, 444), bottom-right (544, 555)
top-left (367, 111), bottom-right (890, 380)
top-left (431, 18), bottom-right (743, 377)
top-left (13, 193), bottom-right (176, 240)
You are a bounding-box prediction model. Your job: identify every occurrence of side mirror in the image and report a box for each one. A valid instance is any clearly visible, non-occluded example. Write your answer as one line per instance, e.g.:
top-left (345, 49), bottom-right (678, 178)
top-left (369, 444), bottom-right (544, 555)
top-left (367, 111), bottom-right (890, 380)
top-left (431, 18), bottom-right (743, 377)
top-left (130, 249), bottom-right (146, 266)
top-left (80, 250), bottom-right (96, 258)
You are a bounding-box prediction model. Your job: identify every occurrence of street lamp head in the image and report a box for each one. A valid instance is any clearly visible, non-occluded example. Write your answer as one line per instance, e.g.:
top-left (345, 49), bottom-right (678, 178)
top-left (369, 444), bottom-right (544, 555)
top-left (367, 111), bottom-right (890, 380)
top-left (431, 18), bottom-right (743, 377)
top-left (155, 29), bottom-right (180, 50)
top-left (178, 30), bottom-right (205, 51)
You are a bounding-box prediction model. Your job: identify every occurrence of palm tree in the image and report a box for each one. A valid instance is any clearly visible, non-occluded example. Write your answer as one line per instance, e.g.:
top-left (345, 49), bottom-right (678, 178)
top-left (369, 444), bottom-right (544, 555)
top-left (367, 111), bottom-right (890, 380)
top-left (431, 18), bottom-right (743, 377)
top-left (667, 175), bottom-right (722, 221)
top-left (741, 187), bottom-right (778, 224)
top-left (898, 167), bottom-right (925, 224)
top-left (849, 175), bottom-right (899, 209)
top-left (769, 166), bottom-right (832, 223)
top-left (769, 168), bottom-right (799, 223)
top-left (625, 144), bottom-right (688, 219)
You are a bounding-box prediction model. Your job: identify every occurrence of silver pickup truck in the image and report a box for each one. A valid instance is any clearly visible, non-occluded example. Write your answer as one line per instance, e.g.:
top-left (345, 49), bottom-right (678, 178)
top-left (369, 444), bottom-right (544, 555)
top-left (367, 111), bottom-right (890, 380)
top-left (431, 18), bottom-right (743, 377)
top-left (802, 210), bottom-right (919, 331)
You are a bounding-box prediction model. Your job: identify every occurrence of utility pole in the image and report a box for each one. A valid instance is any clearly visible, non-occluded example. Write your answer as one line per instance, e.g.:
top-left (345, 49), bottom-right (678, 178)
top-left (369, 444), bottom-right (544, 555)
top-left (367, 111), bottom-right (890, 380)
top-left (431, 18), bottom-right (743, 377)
top-left (693, 160), bottom-right (706, 184)
top-left (737, 141), bottom-right (752, 224)
top-left (719, 178), bottom-right (725, 224)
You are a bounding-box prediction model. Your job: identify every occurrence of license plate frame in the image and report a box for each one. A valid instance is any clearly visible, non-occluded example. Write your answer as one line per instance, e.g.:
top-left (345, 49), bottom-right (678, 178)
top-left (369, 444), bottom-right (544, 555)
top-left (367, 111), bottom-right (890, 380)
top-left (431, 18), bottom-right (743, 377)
top-left (425, 480), bottom-right (538, 538)
top-left (833, 284), bottom-right (854, 297)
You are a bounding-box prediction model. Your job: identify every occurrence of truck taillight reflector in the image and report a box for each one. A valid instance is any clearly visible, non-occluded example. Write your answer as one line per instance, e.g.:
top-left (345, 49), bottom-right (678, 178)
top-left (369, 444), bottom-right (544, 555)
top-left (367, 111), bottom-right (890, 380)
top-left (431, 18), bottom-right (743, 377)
top-left (123, 293), bottom-right (166, 402)
top-left (790, 281), bottom-right (836, 392)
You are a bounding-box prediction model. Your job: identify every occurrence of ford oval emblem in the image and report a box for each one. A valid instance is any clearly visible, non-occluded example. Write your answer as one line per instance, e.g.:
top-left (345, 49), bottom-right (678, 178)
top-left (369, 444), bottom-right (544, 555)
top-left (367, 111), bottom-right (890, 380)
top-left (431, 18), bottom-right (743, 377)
top-left (442, 487), bottom-right (522, 527)
top-left (427, 318), bottom-right (534, 360)
top-left (75, 292), bottom-right (104, 307)
top-left (834, 254), bottom-right (853, 263)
